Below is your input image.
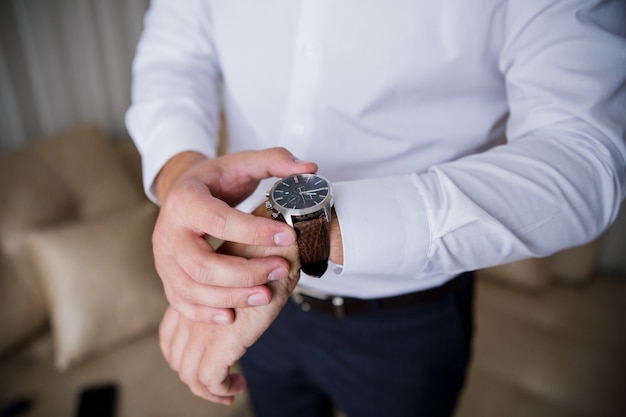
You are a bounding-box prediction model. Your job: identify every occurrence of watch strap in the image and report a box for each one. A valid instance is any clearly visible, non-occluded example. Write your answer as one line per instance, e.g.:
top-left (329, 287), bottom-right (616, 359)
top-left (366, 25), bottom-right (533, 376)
top-left (293, 216), bottom-right (330, 277)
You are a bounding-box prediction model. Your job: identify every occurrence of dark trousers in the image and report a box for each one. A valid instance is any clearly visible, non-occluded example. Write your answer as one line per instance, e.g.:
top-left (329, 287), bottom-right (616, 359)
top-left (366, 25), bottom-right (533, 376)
top-left (240, 273), bottom-right (475, 417)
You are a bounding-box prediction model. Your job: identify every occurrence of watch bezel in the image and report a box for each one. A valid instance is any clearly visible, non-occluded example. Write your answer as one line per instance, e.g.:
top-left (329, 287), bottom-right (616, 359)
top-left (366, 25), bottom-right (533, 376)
top-left (267, 173), bottom-right (334, 226)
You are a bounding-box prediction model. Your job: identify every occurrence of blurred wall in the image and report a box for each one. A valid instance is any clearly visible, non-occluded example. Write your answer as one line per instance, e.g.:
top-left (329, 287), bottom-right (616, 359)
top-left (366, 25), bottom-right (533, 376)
top-left (0, 0), bottom-right (149, 152)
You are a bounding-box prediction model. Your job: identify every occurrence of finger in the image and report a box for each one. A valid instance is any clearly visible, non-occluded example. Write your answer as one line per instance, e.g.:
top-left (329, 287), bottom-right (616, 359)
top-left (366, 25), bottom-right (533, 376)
top-left (157, 254), bottom-right (275, 308)
top-left (168, 316), bottom-right (190, 372)
top-left (186, 349), bottom-right (243, 404)
top-left (197, 355), bottom-right (248, 401)
top-left (221, 147), bottom-right (318, 181)
top-left (184, 350), bottom-right (245, 404)
top-left (200, 370), bottom-right (248, 400)
top-left (165, 296), bottom-right (237, 325)
top-left (189, 385), bottom-right (237, 405)
top-left (170, 280), bottom-right (273, 309)
top-left (158, 307), bottom-right (180, 367)
top-left (178, 332), bottom-right (206, 394)
top-left (184, 194), bottom-right (296, 247)
top-left (162, 181), bottom-right (296, 248)
top-left (160, 277), bottom-right (238, 324)
top-left (203, 374), bottom-right (247, 405)
top-left (175, 323), bottom-right (245, 405)
top-left (172, 231), bottom-right (291, 287)
top-left (189, 384), bottom-right (236, 405)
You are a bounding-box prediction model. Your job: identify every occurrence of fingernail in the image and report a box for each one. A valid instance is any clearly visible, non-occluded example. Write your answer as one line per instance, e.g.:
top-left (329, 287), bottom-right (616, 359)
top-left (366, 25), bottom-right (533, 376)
top-left (248, 293), bottom-right (270, 307)
top-left (268, 267), bottom-right (288, 281)
top-left (213, 314), bottom-right (230, 326)
top-left (274, 231), bottom-right (295, 246)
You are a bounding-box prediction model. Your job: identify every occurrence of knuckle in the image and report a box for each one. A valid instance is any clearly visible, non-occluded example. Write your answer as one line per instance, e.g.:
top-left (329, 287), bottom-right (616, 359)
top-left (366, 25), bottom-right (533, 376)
top-left (204, 210), bottom-right (228, 238)
top-left (152, 226), bottom-right (171, 258)
top-left (164, 184), bottom-right (188, 208)
top-left (241, 261), bottom-right (266, 287)
top-left (172, 275), bottom-right (197, 302)
top-left (200, 375), bottom-right (223, 394)
top-left (162, 282), bottom-right (183, 305)
top-left (188, 255), bottom-right (217, 285)
top-left (188, 384), bottom-right (209, 400)
top-left (179, 368), bottom-right (196, 387)
top-left (217, 291), bottom-right (238, 309)
top-left (165, 294), bottom-right (198, 322)
top-left (269, 146), bottom-right (289, 158)
top-left (247, 225), bottom-right (267, 246)
top-left (184, 308), bottom-right (201, 323)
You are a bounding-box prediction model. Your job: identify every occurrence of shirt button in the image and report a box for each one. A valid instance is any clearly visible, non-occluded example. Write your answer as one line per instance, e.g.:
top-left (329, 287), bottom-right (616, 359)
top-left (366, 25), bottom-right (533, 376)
top-left (305, 44), bottom-right (316, 56)
top-left (303, 42), bottom-right (319, 58)
top-left (291, 124), bottom-right (305, 135)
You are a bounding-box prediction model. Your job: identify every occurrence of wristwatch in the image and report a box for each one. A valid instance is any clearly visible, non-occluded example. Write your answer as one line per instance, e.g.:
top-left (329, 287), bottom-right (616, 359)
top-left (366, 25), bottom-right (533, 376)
top-left (266, 173), bottom-right (334, 277)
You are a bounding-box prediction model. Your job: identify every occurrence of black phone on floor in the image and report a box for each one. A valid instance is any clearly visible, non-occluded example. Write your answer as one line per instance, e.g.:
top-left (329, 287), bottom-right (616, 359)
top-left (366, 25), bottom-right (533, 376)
top-left (74, 383), bottom-right (118, 417)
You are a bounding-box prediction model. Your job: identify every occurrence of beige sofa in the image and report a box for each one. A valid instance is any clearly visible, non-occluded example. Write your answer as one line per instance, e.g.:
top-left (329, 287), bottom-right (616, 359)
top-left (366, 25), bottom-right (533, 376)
top-left (1, 124), bottom-right (624, 417)
top-left (0, 124), bottom-right (252, 417)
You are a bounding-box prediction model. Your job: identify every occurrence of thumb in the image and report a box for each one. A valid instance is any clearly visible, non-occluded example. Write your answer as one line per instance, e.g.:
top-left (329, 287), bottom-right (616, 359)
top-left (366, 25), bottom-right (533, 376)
top-left (224, 147), bottom-right (318, 181)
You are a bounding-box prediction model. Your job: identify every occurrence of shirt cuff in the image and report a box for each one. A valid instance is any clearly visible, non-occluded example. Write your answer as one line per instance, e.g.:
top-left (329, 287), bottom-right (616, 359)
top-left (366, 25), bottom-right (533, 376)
top-left (333, 174), bottom-right (431, 278)
top-left (128, 112), bottom-right (219, 204)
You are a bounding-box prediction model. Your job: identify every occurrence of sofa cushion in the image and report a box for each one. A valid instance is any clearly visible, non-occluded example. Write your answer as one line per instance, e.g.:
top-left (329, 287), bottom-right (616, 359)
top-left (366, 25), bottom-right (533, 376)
top-left (113, 139), bottom-right (144, 192)
top-left (477, 257), bottom-right (553, 292)
top-left (478, 238), bottom-right (602, 293)
top-left (28, 124), bottom-right (145, 217)
top-left (550, 239), bottom-right (602, 285)
top-left (458, 276), bottom-right (626, 417)
top-left (0, 333), bottom-right (253, 417)
top-left (0, 149), bottom-right (77, 355)
top-left (24, 202), bottom-right (167, 371)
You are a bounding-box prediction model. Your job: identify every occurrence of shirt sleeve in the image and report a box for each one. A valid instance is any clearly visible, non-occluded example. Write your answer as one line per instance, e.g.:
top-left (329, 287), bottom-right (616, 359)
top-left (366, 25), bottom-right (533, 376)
top-left (125, 0), bottom-right (222, 203)
top-left (336, 0), bottom-right (626, 279)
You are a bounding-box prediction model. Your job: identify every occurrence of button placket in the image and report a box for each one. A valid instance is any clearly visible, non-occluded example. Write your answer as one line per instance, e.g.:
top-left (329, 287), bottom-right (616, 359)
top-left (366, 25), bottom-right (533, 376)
top-left (278, 1), bottom-right (330, 150)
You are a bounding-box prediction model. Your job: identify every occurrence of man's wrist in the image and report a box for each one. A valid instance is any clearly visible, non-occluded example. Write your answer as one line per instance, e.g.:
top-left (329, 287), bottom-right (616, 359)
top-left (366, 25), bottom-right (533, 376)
top-left (154, 151), bottom-right (207, 204)
top-left (329, 211), bottom-right (343, 265)
top-left (254, 203), bottom-right (344, 267)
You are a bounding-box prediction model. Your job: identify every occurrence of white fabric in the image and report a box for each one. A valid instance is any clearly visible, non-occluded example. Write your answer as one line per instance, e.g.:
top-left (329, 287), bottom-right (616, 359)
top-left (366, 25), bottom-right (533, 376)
top-left (126, 0), bottom-right (626, 298)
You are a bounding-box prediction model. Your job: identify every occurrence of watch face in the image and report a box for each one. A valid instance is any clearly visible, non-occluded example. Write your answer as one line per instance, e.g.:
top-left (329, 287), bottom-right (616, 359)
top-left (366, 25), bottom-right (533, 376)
top-left (270, 174), bottom-right (331, 211)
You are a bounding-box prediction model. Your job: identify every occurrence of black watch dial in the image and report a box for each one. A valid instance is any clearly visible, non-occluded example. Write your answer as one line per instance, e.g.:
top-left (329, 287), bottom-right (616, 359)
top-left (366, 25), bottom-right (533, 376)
top-left (271, 174), bottom-right (330, 210)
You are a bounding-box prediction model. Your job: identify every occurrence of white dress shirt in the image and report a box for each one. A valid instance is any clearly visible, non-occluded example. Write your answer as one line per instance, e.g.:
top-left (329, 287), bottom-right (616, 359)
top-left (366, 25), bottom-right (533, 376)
top-left (126, 0), bottom-right (626, 298)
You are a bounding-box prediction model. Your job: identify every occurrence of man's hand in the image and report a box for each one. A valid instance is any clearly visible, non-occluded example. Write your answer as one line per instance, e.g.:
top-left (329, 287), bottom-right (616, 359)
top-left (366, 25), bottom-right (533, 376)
top-left (153, 147), bottom-right (317, 324)
top-left (159, 239), bottom-right (301, 405)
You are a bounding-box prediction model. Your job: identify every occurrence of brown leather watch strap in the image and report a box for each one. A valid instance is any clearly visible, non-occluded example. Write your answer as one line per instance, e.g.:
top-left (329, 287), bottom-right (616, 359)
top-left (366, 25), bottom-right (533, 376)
top-left (293, 216), bottom-right (330, 277)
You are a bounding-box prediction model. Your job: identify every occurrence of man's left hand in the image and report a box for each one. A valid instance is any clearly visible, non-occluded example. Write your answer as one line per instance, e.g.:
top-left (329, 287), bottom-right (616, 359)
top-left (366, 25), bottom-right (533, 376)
top-left (158, 238), bottom-right (301, 404)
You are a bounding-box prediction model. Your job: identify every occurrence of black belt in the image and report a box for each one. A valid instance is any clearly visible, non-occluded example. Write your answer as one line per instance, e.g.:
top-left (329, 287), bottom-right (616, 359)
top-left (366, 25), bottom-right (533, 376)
top-left (290, 273), bottom-right (469, 319)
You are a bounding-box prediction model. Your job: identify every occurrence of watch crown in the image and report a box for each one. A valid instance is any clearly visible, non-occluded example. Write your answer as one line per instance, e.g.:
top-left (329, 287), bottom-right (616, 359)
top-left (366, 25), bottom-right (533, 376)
top-left (265, 201), bottom-right (272, 211)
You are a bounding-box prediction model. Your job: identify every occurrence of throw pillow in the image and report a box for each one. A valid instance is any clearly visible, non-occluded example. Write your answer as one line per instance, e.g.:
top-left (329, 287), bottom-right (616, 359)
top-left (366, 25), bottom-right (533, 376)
top-left (29, 123), bottom-right (145, 217)
top-left (0, 148), bottom-right (77, 355)
top-left (478, 257), bottom-right (552, 292)
top-left (24, 202), bottom-right (167, 371)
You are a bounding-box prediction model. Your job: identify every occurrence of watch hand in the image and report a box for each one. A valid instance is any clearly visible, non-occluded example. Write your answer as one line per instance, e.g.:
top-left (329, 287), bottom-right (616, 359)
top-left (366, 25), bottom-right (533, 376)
top-left (300, 187), bottom-right (329, 195)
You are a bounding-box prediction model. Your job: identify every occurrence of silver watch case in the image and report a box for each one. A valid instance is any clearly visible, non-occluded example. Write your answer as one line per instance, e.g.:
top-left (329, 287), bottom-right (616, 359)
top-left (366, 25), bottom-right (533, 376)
top-left (265, 174), bottom-right (334, 227)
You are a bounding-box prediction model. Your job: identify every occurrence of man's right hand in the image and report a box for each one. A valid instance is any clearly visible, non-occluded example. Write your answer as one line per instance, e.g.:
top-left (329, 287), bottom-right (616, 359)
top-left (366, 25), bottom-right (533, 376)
top-left (152, 147), bottom-right (317, 325)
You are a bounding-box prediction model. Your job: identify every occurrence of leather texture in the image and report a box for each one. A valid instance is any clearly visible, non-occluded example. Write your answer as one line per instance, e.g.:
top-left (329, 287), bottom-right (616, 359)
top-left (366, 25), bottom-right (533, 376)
top-left (294, 216), bottom-right (330, 277)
